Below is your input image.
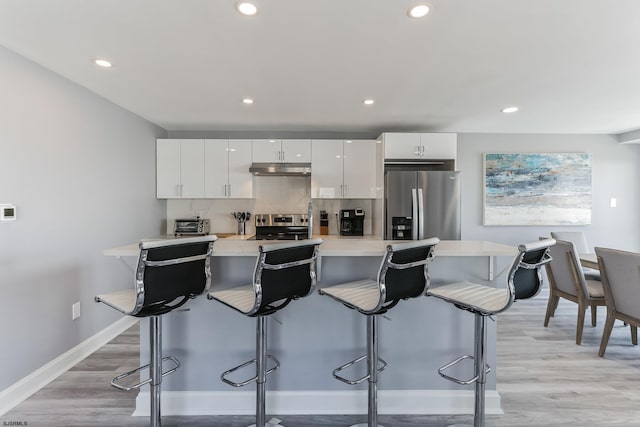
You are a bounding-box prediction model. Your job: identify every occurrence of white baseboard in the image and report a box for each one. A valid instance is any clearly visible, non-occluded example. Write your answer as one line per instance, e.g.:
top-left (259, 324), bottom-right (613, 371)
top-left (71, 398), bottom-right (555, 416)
top-left (0, 317), bottom-right (139, 416)
top-left (134, 389), bottom-right (502, 416)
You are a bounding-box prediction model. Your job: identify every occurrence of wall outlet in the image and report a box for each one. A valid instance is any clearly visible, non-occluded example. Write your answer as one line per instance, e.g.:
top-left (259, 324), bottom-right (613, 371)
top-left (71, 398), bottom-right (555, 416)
top-left (72, 302), bottom-right (81, 320)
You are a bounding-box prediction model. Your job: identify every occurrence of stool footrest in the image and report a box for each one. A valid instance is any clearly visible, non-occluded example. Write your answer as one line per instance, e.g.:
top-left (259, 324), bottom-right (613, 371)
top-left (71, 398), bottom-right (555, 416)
top-left (333, 354), bottom-right (388, 385)
top-left (221, 354), bottom-right (280, 388)
top-left (111, 356), bottom-right (180, 391)
top-left (438, 354), bottom-right (491, 385)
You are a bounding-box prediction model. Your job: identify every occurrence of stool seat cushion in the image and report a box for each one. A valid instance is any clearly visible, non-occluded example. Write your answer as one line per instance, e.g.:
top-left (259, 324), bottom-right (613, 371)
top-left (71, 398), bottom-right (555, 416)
top-left (320, 279), bottom-right (381, 312)
top-left (95, 289), bottom-right (137, 314)
top-left (209, 285), bottom-right (256, 314)
top-left (428, 281), bottom-right (510, 314)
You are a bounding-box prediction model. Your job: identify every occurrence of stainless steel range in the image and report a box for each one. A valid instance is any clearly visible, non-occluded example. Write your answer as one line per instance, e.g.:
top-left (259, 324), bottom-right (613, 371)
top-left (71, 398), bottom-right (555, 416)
top-left (253, 213), bottom-right (310, 240)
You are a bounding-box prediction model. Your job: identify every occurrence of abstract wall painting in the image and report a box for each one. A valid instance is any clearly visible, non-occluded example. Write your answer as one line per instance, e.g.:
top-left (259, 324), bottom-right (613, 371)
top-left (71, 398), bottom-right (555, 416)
top-left (483, 153), bottom-right (592, 226)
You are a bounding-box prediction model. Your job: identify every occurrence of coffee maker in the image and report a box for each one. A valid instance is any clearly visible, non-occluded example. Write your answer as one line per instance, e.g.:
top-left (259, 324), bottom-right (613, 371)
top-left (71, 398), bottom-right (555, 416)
top-left (339, 208), bottom-right (365, 236)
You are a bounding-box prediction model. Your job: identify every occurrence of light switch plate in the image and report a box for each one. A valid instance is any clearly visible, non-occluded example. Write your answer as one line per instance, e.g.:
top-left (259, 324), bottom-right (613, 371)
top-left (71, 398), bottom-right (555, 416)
top-left (0, 204), bottom-right (16, 221)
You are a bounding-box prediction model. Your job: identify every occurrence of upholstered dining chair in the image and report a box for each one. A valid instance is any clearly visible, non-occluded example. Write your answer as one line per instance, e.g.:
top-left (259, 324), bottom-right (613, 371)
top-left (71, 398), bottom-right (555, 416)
top-left (550, 231), bottom-right (599, 280)
top-left (595, 247), bottom-right (640, 357)
top-left (543, 239), bottom-right (605, 344)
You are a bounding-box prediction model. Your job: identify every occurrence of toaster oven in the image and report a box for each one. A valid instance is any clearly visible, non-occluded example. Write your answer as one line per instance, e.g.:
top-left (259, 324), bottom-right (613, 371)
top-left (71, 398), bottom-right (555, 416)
top-left (174, 218), bottom-right (210, 236)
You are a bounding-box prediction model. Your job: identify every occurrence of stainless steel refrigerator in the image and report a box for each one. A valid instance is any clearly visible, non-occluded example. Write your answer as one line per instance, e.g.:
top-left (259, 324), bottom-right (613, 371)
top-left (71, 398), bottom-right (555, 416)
top-left (384, 168), bottom-right (462, 240)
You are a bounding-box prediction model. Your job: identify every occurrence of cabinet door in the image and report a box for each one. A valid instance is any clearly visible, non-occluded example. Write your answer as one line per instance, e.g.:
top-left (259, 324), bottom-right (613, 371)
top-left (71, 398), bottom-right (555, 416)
top-left (281, 139), bottom-right (311, 163)
top-left (227, 139), bottom-right (253, 198)
top-left (179, 140), bottom-right (205, 198)
top-left (204, 139), bottom-right (230, 198)
top-left (311, 139), bottom-right (343, 198)
top-left (420, 133), bottom-right (457, 159)
top-left (383, 133), bottom-right (421, 159)
top-left (252, 139), bottom-right (282, 162)
top-left (343, 140), bottom-right (376, 198)
top-left (156, 139), bottom-right (182, 198)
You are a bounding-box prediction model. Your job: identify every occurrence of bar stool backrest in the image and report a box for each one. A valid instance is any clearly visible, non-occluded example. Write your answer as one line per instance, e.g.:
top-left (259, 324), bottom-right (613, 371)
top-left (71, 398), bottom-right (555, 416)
top-left (134, 235), bottom-right (217, 317)
top-left (376, 238), bottom-right (440, 312)
top-left (509, 238), bottom-right (555, 301)
top-left (252, 238), bottom-right (323, 316)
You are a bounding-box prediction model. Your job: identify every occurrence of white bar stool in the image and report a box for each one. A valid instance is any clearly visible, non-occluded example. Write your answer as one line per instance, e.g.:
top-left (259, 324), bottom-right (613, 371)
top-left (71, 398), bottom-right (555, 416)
top-left (427, 238), bottom-right (555, 427)
top-left (95, 235), bottom-right (217, 427)
top-left (319, 238), bottom-right (440, 427)
top-left (208, 238), bottom-right (323, 427)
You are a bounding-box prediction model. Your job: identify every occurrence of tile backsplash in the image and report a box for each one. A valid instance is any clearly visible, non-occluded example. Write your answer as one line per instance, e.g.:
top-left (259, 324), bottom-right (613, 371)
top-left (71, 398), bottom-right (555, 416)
top-left (166, 176), bottom-right (375, 236)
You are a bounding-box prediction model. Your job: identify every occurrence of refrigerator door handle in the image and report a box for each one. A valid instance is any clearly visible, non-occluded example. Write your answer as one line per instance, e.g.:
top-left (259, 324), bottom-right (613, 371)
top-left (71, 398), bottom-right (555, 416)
top-left (417, 188), bottom-right (425, 240)
top-left (411, 188), bottom-right (418, 240)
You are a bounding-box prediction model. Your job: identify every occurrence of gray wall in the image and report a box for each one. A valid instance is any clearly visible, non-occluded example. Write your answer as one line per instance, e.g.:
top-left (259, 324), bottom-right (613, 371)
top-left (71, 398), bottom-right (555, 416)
top-left (457, 133), bottom-right (640, 251)
top-left (0, 45), bottom-right (167, 390)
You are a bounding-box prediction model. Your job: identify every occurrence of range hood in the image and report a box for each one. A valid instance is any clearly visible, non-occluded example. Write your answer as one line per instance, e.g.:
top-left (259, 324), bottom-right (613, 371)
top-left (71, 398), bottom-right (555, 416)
top-left (249, 162), bottom-right (311, 176)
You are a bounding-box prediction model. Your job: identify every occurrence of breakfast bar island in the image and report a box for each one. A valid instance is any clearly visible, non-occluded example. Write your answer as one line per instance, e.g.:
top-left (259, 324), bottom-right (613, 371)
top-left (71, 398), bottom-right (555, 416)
top-left (104, 237), bottom-right (516, 417)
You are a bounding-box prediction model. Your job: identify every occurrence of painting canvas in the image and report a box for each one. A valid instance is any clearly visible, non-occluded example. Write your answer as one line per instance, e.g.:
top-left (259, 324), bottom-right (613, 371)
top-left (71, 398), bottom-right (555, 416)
top-left (483, 153), bottom-right (592, 226)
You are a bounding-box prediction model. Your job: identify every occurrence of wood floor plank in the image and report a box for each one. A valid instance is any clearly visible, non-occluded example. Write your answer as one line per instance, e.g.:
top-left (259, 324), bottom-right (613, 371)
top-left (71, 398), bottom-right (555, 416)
top-left (4, 289), bottom-right (640, 426)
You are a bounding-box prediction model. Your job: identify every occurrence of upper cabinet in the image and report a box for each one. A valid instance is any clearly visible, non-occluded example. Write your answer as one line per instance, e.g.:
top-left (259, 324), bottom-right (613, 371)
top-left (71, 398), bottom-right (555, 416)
top-left (204, 139), bottom-right (253, 198)
top-left (381, 132), bottom-right (457, 160)
top-left (156, 139), bottom-right (205, 198)
top-left (311, 139), bottom-right (377, 199)
top-left (252, 139), bottom-right (311, 163)
top-left (156, 138), bottom-right (253, 199)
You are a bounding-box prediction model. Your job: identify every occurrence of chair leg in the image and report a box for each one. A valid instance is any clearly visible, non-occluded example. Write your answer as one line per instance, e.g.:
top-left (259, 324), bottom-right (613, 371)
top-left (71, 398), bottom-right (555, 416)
top-left (591, 305), bottom-right (597, 327)
top-left (349, 315), bottom-right (383, 427)
top-left (256, 316), bottom-right (268, 427)
top-left (473, 313), bottom-right (487, 427)
top-left (599, 312), bottom-right (616, 357)
top-left (576, 307), bottom-right (586, 345)
top-left (544, 294), bottom-right (559, 326)
top-left (631, 325), bottom-right (638, 346)
top-left (150, 316), bottom-right (162, 427)
top-left (368, 315), bottom-right (379, 427)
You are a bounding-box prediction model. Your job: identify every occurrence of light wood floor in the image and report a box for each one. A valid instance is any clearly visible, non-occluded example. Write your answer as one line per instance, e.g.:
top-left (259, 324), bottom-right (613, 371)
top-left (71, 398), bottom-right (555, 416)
top-left (5, 289), bottom-right (640, 426)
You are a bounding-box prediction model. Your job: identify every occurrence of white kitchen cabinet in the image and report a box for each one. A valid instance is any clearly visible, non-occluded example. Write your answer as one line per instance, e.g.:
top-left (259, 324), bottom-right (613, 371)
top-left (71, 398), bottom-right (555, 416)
top-left (252, 139), bottom-right (311, 163)
top-left (204, 139), bottom-right (253, 198)
top-left (382, 132), bottom-right (457, 160)
top-left (311, 139), bottom-right (376, 199)
top-left (156, 139), bottom-right (205, 198)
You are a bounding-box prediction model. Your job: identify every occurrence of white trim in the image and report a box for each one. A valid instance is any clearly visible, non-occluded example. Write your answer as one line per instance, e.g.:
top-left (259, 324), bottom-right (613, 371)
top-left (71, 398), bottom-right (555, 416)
top-left (0, 317), bottom-right (139, 416)
top-left (134, 389), bottom-right (502, 416)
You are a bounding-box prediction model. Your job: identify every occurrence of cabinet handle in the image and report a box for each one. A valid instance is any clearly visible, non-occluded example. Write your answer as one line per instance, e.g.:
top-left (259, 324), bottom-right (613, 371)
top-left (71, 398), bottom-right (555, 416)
top-left (421, 145), bottom-right (425, 157)
top-left (344, 184), bottom-right (348, 197)
top-left (277, 151), bottom-right (281, 161)
top-left (414, 146), bottom-right (421, 157)
top-left (228, 184), bottom-right (231, 197)
top-left (180, 184), bottom-right (184, 197)
top-left (224, 184), bottom-right (227, 197)
top-left (281, 151), bottom-right (285, 161)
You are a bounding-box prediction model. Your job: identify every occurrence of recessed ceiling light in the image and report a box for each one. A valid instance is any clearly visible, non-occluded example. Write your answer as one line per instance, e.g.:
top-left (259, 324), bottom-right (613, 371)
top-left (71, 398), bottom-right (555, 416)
top-left (501, 106), bottom-right (519, 113)
top-left (242, 98), bottom-right (254, 104)
top-left (408, 4), bottom-right (431, 18)
top-left (93, 58), bottom-right (112, 68)
top-left (363, 99), bottom-right (375, 105)
top-left (236, 2), bottom-right (258, 16)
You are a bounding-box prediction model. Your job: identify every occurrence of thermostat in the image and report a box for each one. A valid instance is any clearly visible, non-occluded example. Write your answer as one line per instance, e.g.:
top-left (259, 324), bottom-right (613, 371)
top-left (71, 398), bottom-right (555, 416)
top-left (0, 204), bottom-right (16, 222)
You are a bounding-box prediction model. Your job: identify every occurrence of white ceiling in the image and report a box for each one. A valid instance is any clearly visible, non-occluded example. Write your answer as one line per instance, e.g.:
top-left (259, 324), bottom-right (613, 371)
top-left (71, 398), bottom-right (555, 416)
top-left (1, 0), bottom-right (640, 135)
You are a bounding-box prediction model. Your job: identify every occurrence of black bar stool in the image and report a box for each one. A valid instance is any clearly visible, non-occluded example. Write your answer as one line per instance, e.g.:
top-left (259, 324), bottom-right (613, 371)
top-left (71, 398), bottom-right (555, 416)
top-left (207, 238), bottom-right (323, 427)
top-left (319, 238), bottom-right (440, 427)
top-left (427, 238), bottom-right (555, 427)
top-left (95, 235), bottom-right (217, 427)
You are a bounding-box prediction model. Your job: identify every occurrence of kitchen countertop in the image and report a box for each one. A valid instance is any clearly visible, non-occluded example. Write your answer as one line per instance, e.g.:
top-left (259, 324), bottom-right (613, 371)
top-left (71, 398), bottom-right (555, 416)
top-left (104, 236), bottom-right (516, 258)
